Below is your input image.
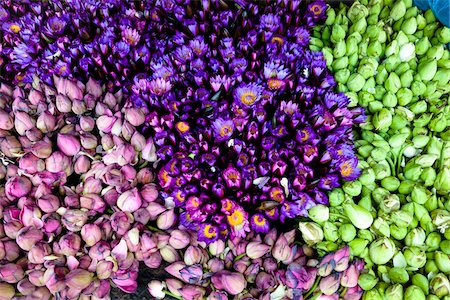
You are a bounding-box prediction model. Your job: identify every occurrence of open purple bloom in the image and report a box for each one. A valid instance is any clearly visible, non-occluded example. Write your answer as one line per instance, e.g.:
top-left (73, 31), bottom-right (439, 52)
top-left (45, 16), bottom-right (67, 37)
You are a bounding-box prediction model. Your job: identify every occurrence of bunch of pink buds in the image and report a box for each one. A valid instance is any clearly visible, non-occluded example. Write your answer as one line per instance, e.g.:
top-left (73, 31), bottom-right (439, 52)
top-left (148, 228), bottom-right (365, 300)
top-left (0, 76), bottom-right (168, 299)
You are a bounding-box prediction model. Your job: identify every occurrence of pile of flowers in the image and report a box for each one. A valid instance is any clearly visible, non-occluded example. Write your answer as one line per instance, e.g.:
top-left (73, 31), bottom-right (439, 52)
top-left (134, 0), bottom-right (365, 243)
top-left (0, 0), bottom-right (370, 299)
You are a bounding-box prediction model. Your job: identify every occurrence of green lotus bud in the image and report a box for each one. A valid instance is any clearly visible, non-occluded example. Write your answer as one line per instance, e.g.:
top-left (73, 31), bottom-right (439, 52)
top-left (321, 26), bottom-right (331, 41)
top-left (405, 227), bottom-right (426, 246)
top-left (414, 203), bottom-right (430, 221)
top-left (405, 285), bottom-right (426, 300)
top-left (411, 80), bottom-right (427, 96)
top-left (343, 203), bottom-right (374, 229)
top-left (429, 113), bottom-right (448, 132)
top-left (372, 187), bottom-right (390, 203)
top-left (431, 209), bottom-right (450, 230)
top-left (308, 204), bottom-right (329, 223)
top-left (329, 188), bottom-right (345, 207)
top-left (332, 56), bottom-right (349, 71)
top-left (445, 228), bottom-right (450, 240)
top-left (399, 42), bottom-right (416, 62)
top-left (398, 180), bottom-right (414, 194)
top-left (415, 13), bottom-right (426, 29)
top-left (369, 237), bottom-right (396, 265)
top-left (339, 224), bottom-right (356, 242)
top-left (437, 27), bottom-right (450, 44)
top-left (427, 136), bottom-right (443, 155)
top-left (391, 115), bottom-right (409, 131)
top-left (424, 22), bottom-right (439, 38)
top-left (390, 1), bottom-right (406, 21)
top-left (421, 167), bottom-right (437, 187)
top-left (396, 87), bottom-right (413, 106)
top-left (385, 56), bottom-right (401, 73)
top-left (358, 145), bottom-right (374, 158)
top-left (368, 100), bottom-right (383, 114)
top-left (335, 69), bottom-right (350, 84)
top-left (424, 193), bottom-right (438, 211)
top-left (427, 232), bottom-right (442, 250)
top-left (315, 241), bottom-right (339, 254)
top-left (415, 36), bottom-right (431, 55)
top-left (385, 284), bottom-right (404, 300)
top-left (321, 47), bottom-right (333, 67)
top-left (426, 260), bottom-right (440, 274)
top-left (391, 210), bottom-right (413, 228)
top-left (433, 69), bottom-right (450, 87)
top-left (435, 168), bottom-right (450, 193)
top-left (404, 163), bottom-right (422, 181)
top-left (358, 57), bottom-right (379, 79)
top-left (409, 100), bottom-right (427, 115)
top-left (346, 36), bottom-right (359, 56)
top-left (372, 218), bottom-right (390, 237)
top-left (436, 251), bottom-right (450, 273)
top-left (366, 24), bottom-right (381, 40)
top-left (325, 7), bottom-right (336, 26)
top-left (376, 67), bottom-right (389, 85)
top-left (400, 69), bottom-right (414, 88)
top-left (411, 186), bottom-right (429, 204)
top-left (385, 40), bottom-right (399, 57)
top-left (358, 229), bottom-right (375, 242)
top-left (347, 2), bottom-right (369, 22)
top-left (367, 40), bottom-right (383, 57)
top-left (347, 73), bottom-right (366, 92)
top-left (371, 147), bottom-right (388, 162)
top-left (299, 222), bottom-right (324, 246)
top-left (404, 247), bottom-right (427, 268)
top-left (424, 80), bottom-right (438, 98)
top-left (349, 17), bottom-right (367, 35)
top-left (331, 23), bottom-right (346, 43)
top-left (381, 194), bottom-right (401, 213)
top-left (359, 273), bottom-right (379, 291)
top-left (412, 274), bottom-right (430, 295)
top-left (430, 273), bottom-right (450, 298)
top-left (380, 176), bottom-right (400, 192)
top-left (372, 108), bottom-right (392, 131)
top-left (323, 221), bottom-right (339, 242)
top-left (382, 92), bottom-right (397, 108)
top-left (441, 241), bottom-right (450, 255)
top-left (401, 17), bottom-right (417, 35)
top-left (348, 52), bottom-right (359, 68)
top-left (333, 39), bottom-right (346, 58)
top-left (424, 9), bottom-right (436, 22)
top-left (427, 45), bottom-right (445, 61)
top-left (389, 267), bottom-right (409, 284)
top-left (349, 238), bottom-right (369, 256)
top-left (413, 135), bottom-right (430, 149)
top-left (385, 73), bottom-right (401, 94)
top-left (418, 60), bottom-right (438, 82)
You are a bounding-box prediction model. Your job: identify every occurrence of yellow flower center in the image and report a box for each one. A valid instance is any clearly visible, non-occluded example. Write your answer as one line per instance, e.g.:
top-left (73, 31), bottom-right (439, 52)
top-left (266, 208), bottom-right (276, 216)
top-left (301, 129), bottom-right (309, 142)
top-left (220, 125), bottom-right (233, 137)
top-left (59, 65), bottom-right (67, 73)
top-left (161, 170), bottom-right (170, 184)
top-left (10, 24), bottom-right (20, 33)
top-left (270, 188), bottom-right (284, 202)
top-left (310, 4), bottom-right (323, 15)
top-left (176, 121), bottom-right (190, 133)
top-left (253, 215), bottom-right (266, 226)
top-left (125, 36), bottom-right (136, 45)
top-left (268, 79), bottom-right (284, 90)
top-left (340, 161), bottom-right (353, 177)
top-left (175, 191), bottom-right (185, 202)
top-left (222, 200), bottom-right (233, 212)
top-left (240, 91), bottom-right (257, 106)
top-left (227, 210), bottom-right (244, 226)
top-left (189, 197), bottom-right (199, 207)
top-left (271, 36), bottom-right (284, 45)
top-left (284, 203), bottom-right (290, 211)
top-left (203, 225), bottom-right (217, 239)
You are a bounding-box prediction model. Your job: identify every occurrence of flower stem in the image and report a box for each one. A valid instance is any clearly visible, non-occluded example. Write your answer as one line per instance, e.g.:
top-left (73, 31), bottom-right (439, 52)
top-left (304, 275), bottom-right (321, 299)
top-left (234, 253), bottom-right (247, 262)
top-left (164, 290), bottom-right (183, 300)
top-left (147, 225), bottom-right (162, 232)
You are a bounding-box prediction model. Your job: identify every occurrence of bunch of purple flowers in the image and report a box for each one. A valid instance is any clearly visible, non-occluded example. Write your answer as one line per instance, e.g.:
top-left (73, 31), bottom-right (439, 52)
top-left (132, 0), bottom-right (365, 243)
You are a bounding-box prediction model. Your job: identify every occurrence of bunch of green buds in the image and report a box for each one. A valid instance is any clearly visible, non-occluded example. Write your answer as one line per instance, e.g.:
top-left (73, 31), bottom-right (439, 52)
top-left (305, 0), bottom-right (450, 298)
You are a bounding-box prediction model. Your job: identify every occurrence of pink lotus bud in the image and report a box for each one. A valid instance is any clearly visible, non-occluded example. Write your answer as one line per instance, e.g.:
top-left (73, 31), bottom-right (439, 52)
top-left (45, 151), bottom-right (71, 174)
top-left (131, 131), bottom-right (146, 151)
top-left (0, 263), bottom-right (24, 283)
top-left (0, 241), bottom-right (4, 261)
top-left (208, 258), bottom-right (225, 273)
top-left (344, 286), bottom-right (364, 300)
top-left (80, 132), bottom-right (98, 150)
top-left (19, 205), bottom-right (42, 227)
top-left (207, 291), bottom-right (229, 300)
top-left (111, 267), bottom-right (138, 293)
top-left (43, 267), bottom-right (67, 293)
top-left (157, 209), bottom-right (176, 230)
top-left (5, 176), bottom-right (31, 198)
top-left (14, 111), bottom-right (35, 135)
top-left (65, 269), bottom-right (93, 290)
top-left (74, 156), bottom-right (91, 174)
top-left (100, 134), bottom-right (114, 151)
top-left (148, 280), bottom-right (165, 299)
top-left (103, 92), bottom-right (118, 108)
top-left (164, 278), bottom-right (182, 297)
top-left (55, 94), bottom-right (72, 113)
top-left (28, 88), bottom-right (43, 104)
top-left (93, 279), bottom-right (111, 298)
top-left (333, 246), bottom-right (350, 272)
top-left (4, 222), bottom-right (22, 239)
top-left (17, 278), bottom-right (36, 295)
top-left (142, 138), bottom-right (157, 162)
top-left (160, 246), bottom-right (180, 263)
top-left (36, 111), bottom-right (56, 133)
top-left (37, 194), bottom-right (60, 213)
top-left (124, 228), bottom-right (140, 252)
top-left (121, 165), bottom-right (136, 181)
top-left (26, 127), bottom-right (44, 142)
top-left (0, 110), bottom-right (13, 130)
top-left (165, 261), bottom-right (186, 280)
top-left (3, 240), bottom-right (20, 262)
top-left (169, 230), bottom-right (190, 250)
top-left (16, 226), bottom-right (43, 251)
top-left (134, 208), bottom-right (151, 225)
top-left (72, 99), bottom-right (87, 115)
top-left (272, 234), bottom-right (291, 263)
top-left (96, 116), bottom-right (117, 133)
top-left (64, 194), bottom-right (80, 208)
top-left (18, 153), bottom-right (45, 174)
top-left (341, 261), bottom-right (364, 288)
top-left (141, 184), bottom-right (158, 202)
top-left (144, 251), bottom-right (162, 268)
top-left (255, 272), bottom-right (277, 290)
top-left (319, 273), bottom-right (342, 295)
top-left (0, 283), bottom-right (15, 299)
top-left (28, 270), bottom-right (45, 287)
top-left (146, 202), bottom-right (166, 220)
top-left (57, 133), bottom-right (81, 156)
top-left (31, 139), bottom-right (52, 158)
top-left (246, 242), bottom-right (271, 259)
top-left (137, 168), bottom-right (154, 184)
top-left (116, 144), bottom-right (137, 166)
top-left (80, 194), bottom-right (105, 213)
top-left (209, 240), bottom-right (225, 257)
top-left (244, 263), bottom-right (260, 283)
top-left (54, 233), bottom-right (81, 256)
top-left (83, 177), bottom-right (102, 194)
top-left (233, 257), bottom-right (251, 273)
top-left (62, 209), bottom-right (88, 232)
top-left (157, 233), bottom-right (170, 248)
top-left (179, 284), bottom-right (206, 300)
top-left (1, 136), bottom-right (22, 158)
top-left (110, 211), bottom-right (132, 236)
top-left (121, 121), bottom-right (135, 141)
top-left (86, 78), bottom-right (103, 99)
top-left (179, 265), bottom-right (204, 284)
top-left (125, 108), bottom-right (146, 127)
top-left (81, 224), bottom-right (102, 247)
top-left (56, 78), bottom-right (83, 101)
top-left (88, 241), bottom-right (111, 261)
top-left (263, 258), bottom-right (278, 272)
top-left (96, 260), bottom-right (114, 280)
top-left (264, 228), bottom-right (278, 246)
top-left (28, 243), bottom-right (52, 264)
top-left (95, 102), bottom-right (112, 116)
top-left (80, 116), bottom-right (95, 132)
top-left (211, 271), bottom-right (246, 295)
top-left (112, 239), bottom-right (128, 262)
top-left (117, 188), bottom-right (142, 213)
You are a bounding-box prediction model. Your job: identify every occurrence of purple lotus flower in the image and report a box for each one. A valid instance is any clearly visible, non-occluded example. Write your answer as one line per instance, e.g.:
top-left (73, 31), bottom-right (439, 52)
top-left (45, 16), bottom-right (67, 37)
top-left (212, 118), bottom-right (234, 142)
top-left (234, 83), bottom-right (263, 108)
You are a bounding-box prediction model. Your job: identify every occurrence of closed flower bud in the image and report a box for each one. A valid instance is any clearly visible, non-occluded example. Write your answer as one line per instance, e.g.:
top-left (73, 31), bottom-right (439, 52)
top-left (169, 230), bottom-right (190, 250)
top-left (209, 240), bottom-right (225, 257)
top-left (142, 138), bottom-right (158, 162)
top-left (319, 273), bottom-right (341, 295)
top-left (61, 209), bottom-right (88, 232)
top-left (74, 156), bottom-right (91, 174)
top-left (0, 110), bottom-right (13, 130)
top-left (369, 237), bottom-right (396, 265)
top-left (404, 285), bottom-right (426, 300)
top-left (55, 94), bottom-right (72, 113)
top-left (125, 108), bottom-right (146, 127)
top-left (19, 153), bottom-right (45, 174)
top-left (16, 226), bottom-right (43, 251)
top-left (418, 59), bottom-right (437, 82)
top-left (343, 203), bottom-right (373, 229)
top-left (385, 284), bottom-right (404, 300)
top-left (96, 116), bottom-right (117, 133)
top-left (157, 209), bottom-right (176, 230)
top-left (81, 224), bottom-right (102, 247)
top-left (0, 263), bottom-right (24, 283)
top-left (339, 224), bottom-right (357, 242)
top-left (36, 111), bottom-right (56, 133)
top-left (308, 204), bottom-right (329, 223)
top-left (211, 271), bottom-right (246, 295)
top-left (117, 188), bottom-right (142, 213)
top-left (403, 247), bottom-right (426, 268)
top-left (430, 273), bottom-right (450, 297)
top-left (14, 111), bottom-right (36, 135)
top-left (358, 273), bottom-right (378, 291)
top-left (184, 246), bottom-right (204, 265)
top-left (5, 176), bottom-right (32, 198)
top-left (246, 242), bottom-right (270, 259)
top-left (389, 267), bottom-right (409, 284)
top-left (160, 246), bottom-right (180, 263)
top-left (405, 227), bottom-right (426, 246)
top-left (399, 42), bottom-right (415, 62)
top-left (148, 280), bottom-right (166, 299)
top-left (0, 283), bottom-right (15, 299)
top-left (80, 133), bottom-right (98, 150)
top-left (372, 108), bottom-right (392, 131)
top-left (435, 167), bottom-right (450, 193)
top-left (299, 222), bottom-right (323, 246)
top-left (80, 116), bottom-right (95, 132)
top-left (66, 269), bottom-right (93, 290)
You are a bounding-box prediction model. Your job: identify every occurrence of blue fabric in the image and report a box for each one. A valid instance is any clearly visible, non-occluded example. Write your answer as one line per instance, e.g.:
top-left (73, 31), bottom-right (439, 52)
top-left (414, 0), bottom-right (450, 27)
